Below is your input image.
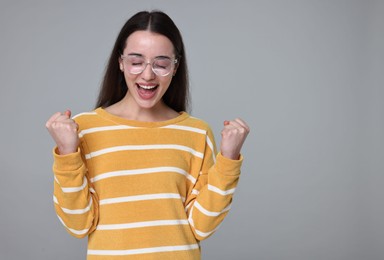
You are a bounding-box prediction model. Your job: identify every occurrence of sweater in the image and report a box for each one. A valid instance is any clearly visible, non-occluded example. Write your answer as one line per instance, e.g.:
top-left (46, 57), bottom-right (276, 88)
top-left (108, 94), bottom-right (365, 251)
top-left (52, 107), bottom-right (243, 259)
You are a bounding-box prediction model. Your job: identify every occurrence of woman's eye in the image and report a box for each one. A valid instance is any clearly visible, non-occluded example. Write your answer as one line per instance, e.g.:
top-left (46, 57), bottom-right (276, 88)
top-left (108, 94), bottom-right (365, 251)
top-left (154, 61), bottom-right (170, 69)
top-left (155, 65), bottom-right (167, 69)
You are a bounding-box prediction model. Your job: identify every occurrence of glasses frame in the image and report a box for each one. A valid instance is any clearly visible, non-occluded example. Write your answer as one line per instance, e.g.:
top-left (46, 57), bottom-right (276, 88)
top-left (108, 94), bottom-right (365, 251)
top-left (120, 54), bottom-right (178, 77)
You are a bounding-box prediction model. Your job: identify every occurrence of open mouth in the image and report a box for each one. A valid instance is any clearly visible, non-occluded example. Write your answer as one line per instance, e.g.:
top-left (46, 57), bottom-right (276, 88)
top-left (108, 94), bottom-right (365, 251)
top-left (136, 84), bottom-right (158, 99)
top-left (137, 84), bottom-right (158, 91)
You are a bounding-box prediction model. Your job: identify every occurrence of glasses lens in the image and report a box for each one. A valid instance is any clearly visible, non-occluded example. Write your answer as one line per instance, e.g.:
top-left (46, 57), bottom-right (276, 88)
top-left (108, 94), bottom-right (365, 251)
top-left (123, 55), bottom-right (174, 76)
top-left (153, 58), bottom-right (172, 76)
top-left (125, 56), bottom-right (146, 74)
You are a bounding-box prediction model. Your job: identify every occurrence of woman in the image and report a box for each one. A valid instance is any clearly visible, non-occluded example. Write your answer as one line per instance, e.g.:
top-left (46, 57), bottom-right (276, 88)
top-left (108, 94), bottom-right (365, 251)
top-left (46, 10), bottom-right (249, 259)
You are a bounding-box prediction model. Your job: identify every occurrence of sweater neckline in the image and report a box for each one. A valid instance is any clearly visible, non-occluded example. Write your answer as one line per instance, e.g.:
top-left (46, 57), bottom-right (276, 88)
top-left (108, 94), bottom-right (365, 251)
top-left (95, 107), bottom-right (190, 128)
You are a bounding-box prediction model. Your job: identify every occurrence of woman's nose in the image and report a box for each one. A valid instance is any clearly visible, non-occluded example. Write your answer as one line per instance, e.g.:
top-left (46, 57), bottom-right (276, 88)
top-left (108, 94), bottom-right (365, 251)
top-left (141, 62), bottom-right (156, 80)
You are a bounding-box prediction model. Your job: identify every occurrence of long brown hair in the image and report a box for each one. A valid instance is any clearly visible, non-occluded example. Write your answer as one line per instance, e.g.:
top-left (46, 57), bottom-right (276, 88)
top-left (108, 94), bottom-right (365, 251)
top-left (95, 11), bottom-right (190, 112)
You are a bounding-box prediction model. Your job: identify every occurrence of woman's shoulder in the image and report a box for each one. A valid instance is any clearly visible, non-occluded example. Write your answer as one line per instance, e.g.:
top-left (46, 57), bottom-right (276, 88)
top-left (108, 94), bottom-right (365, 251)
top-left (71, 109), bottom-right (101, 130)
top-left (72, 109), bottom-right (98, 120)
top-left (181, 113), bottom-right (213, 133)
top-left (72, 110), bottom-right (98, 120)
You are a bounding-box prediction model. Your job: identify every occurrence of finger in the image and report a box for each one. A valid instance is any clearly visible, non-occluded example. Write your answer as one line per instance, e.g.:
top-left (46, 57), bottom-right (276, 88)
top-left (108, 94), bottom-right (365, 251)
top-left (224, 118), bottom-right (250, 133)
top-left (221, 120), bottom-right (249, 138)
top-left (233, 118), bottom-right (250, 132)
top-left (64, 109), bottom-right (71, 118)
top-left (224, 120), bottom-right (243, 129)
top-left (46, 112), bottom-right (62, 128)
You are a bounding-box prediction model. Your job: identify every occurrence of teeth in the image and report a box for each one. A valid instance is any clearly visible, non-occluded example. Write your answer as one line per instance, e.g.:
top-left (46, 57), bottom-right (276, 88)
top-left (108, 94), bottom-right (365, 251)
top-left (138, 84), bottom-right (157, 90)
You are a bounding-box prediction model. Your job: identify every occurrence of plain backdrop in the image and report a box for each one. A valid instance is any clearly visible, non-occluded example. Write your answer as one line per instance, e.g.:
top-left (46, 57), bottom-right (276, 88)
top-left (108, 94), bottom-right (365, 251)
top-left (1, 0), bottom-right (383, 259)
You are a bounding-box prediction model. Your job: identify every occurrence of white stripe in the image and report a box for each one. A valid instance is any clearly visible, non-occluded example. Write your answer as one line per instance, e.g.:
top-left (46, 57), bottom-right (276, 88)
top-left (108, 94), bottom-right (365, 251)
top-left (188, 206), bottom-right (195, 226)
top-left (54, 196), bottom-right (93, 214)
top-left (185, 201), bottom-right (193, 212)
top-left (161, 125), bottom-right (206, 135)
top-left (191, 189), bottom-right (199, 195)
top-left (193, 201), bottom-right (232, 217)
top-left (206, 136), bottom-right (216, 163)
top-left (88, 244), bottom-right (199, 256)
top-left (208, 185), bottom-right (236, 196)
top-left (56, 215), bottom-right (90, 235)
top-left (100, 193), bottom-right (184, 205)
top-left (91, 167), bottom-right (196, 184)
top-left (188, 207), bottom-right (218, 238)
top-left (79, 125), bottom-right (137, 138)
top-left (55, 176), bottom-right (87, 193)
top-left (78, 124), bottom-right (206, 138)
top-left (54, 176), bottom-right (60, 185)
top-left (85, 144), bottom-right (203, 159)
top-left (188, 205), bottom-right (195, 225)
top-left (72, 111), bottom-right (97, 119)
top-left (97, 219), bottom-right (189, 230)
top-left (206, 136), bottom-right (214, 152)
top-left (194, 226), bottom-right (217, 238)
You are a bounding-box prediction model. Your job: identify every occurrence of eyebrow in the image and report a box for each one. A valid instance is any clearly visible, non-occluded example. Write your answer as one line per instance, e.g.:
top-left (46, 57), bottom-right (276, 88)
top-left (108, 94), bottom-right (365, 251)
top-left (127, 52), bottom-right (143, 57)
top-left (126, 53), bottom-right (172, 59)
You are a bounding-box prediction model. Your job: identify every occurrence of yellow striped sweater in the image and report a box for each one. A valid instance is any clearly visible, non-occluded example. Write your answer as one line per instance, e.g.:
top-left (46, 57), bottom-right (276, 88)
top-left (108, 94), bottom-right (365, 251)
top-left (52, 108), bottom-right (243, 259)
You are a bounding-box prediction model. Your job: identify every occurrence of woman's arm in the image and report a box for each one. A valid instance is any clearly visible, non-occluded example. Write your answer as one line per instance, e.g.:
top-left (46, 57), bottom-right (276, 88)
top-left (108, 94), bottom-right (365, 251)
top-left (52, 149), bottom-right (99, 238)
top-left (185, 118), bottom-right (249, 240)
top-left (47, 110), bottom-right (99, 238)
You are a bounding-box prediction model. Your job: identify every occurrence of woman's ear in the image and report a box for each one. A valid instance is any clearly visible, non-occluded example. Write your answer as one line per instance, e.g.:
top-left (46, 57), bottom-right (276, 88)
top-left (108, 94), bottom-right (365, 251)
top-left (118, 57), bottom-right (124, 72)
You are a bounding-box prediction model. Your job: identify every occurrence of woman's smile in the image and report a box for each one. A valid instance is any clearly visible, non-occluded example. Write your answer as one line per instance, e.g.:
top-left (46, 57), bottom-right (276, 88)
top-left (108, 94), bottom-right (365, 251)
top-left (136, 83), bottom-right (159, 100)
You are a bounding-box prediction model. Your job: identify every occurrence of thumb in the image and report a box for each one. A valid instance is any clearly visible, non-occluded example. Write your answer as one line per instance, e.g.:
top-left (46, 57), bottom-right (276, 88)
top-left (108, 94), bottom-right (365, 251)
top-left (64, 109), bottom-right (71, 118)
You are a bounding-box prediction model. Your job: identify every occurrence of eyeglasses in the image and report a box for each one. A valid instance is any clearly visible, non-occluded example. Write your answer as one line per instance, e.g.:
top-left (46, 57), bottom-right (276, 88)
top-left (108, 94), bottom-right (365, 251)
top-left (121, 54), bottom-right (178, 76)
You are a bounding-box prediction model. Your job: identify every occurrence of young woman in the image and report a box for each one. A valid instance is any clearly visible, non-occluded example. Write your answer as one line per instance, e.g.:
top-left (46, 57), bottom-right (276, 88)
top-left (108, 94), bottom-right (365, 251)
top-left (46, 10), bottom-right (249, 259)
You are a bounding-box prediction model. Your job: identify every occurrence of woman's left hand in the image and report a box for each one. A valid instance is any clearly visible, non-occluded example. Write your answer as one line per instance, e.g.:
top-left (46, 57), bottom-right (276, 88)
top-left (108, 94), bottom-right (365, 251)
top-left (220, 118), bottom-right (250, 160)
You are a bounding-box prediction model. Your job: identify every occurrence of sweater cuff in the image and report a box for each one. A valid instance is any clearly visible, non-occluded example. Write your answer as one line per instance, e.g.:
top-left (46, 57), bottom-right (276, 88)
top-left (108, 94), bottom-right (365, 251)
top-left (53, 147), bottom-right (83, 172)
top-left (214, 152), bottom-right (243, 176)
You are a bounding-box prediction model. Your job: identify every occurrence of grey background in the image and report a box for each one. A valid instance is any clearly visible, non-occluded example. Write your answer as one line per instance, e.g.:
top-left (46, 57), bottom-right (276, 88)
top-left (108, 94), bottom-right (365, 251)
top-left (0, 0), bottom-right (383, 259)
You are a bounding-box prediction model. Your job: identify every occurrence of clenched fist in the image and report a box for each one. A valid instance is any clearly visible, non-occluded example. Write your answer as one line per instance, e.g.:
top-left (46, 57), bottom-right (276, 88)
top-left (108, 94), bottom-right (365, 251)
top-left (220, 118), bottom-right (250, 160)
top-left (45, 110), bottom-right (80, 155)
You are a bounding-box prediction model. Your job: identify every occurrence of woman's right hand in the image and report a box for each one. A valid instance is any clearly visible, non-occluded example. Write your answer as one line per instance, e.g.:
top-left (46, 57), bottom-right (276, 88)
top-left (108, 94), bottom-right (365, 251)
top-left (45, 110), bottom-right (80, 155)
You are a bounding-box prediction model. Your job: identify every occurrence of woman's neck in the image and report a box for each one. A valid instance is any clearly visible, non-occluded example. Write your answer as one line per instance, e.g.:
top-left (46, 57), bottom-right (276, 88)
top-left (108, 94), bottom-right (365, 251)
top-left (105, 96), bottom-right (179, 122)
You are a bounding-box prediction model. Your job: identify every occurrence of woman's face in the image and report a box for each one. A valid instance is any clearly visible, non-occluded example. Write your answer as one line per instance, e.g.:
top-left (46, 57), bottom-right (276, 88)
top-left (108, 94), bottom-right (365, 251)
top-left (119, 30), bottom-right (177, 111)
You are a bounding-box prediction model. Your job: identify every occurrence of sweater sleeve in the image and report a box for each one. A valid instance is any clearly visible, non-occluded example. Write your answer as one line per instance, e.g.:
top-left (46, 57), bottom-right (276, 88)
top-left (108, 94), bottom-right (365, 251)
top-left (185, 127), bottom-right (243, 241)
top-left (52, 147), bottom-right (99, 238)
